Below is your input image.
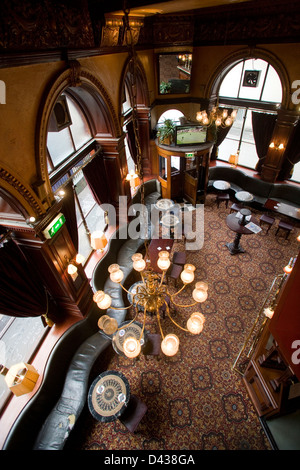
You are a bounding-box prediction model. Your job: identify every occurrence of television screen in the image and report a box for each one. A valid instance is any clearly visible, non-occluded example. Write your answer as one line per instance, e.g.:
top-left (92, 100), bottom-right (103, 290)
top-left (175, 125), bottom-right (207, 146)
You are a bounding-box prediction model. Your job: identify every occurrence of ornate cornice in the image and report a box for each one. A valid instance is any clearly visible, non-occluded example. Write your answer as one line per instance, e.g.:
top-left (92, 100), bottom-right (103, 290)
top-left (0, 166), bottom-right (45, 217)
top-left (0, 0), bottom-right (94, 51)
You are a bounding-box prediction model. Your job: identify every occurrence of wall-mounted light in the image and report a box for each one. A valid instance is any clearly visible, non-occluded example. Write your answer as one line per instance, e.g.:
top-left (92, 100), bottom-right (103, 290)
top-left (91, 231), bottom-right (108, 253)
top-left (65, 253), bottom-right (85, 280)
top-left (269, 142), bottom-right (285, 150)
top-left (283, 257), bottom-right (296, 274)
top-left (126, 169), bottom-right (139, 189)
top-left (0, 362), bottom-right (39, 396)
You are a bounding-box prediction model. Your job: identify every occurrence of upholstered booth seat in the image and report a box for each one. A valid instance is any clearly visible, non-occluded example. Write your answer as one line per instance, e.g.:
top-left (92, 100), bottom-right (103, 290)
top-left (3, 180), bottom-right (162, 451)
top-left (208, 166), bottom-right (300, 210)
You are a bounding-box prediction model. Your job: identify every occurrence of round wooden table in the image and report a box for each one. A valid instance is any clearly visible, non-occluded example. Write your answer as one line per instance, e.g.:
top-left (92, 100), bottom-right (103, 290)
top-left (112, 320), bottom-right (146, 356)
top-left (225, 209), bottom-right (258, 255)
top-left (213, 180), bottom-right (231, 191)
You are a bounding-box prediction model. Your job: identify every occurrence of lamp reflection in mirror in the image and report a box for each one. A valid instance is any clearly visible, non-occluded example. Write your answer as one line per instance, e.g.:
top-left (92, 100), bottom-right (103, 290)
top-left (93, 251), bottom-right (209, 358)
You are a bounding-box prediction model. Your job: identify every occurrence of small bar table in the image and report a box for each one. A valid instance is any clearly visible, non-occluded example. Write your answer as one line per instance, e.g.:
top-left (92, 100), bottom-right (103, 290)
top-left (88, 370), bottom-right (130, 422)
top-left (225, 209), bottom-right (258, 255)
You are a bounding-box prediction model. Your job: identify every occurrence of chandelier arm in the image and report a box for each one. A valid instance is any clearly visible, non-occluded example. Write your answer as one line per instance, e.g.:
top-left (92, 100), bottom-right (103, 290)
top-left (159, 270), bottom-right (166, 287)
top-left (170, 283), bottom-right (187, 298)
top-left (118, 283), bottom-right (131, 294)
top-left (156, 308), bottom-right (165, 339)
top-left (139, 302), bottom-right (147, 341)
top-left (116, 305), bottom-right (139, 331)
top-left (170, 299), bottom-right (199, 308)
top-left (165, 301), bottom-right (189, 333)
top-left (108, 304), bottom-right (133, 311)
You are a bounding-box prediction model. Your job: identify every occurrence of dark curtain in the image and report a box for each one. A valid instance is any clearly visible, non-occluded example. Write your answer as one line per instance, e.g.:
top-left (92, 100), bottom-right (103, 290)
top-left (210, 109), bottom-right (234, 161)
top-left (82, 154), bottom-right (110, 205)
top-left (252, 111), bottom-right (277, 173)
top-left (0, 239), bottom-right (57, 322)
top-left (126, 120), bottom-right (137, 164)
top-left (278, 120), bottom-right (300, 180)
top-left (61, 181), bottom-right (78, 252)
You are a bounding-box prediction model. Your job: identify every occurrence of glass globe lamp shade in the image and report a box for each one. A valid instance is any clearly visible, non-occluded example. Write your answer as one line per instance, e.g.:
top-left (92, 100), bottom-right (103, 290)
top-left (157, 257), bottom-right (171, 271)
top-left (132, 253), bottom-right (143, 261)
top-left (123, 337), bottom-right (141, 358)
top-left (180, 264), bottom-right (195, 284)
top-left (161, 334), bottom-right (179, 357)
top-left (187, 312), bottom-right (205, 334)
top-left (264, 307), bottom-right (274, 319)
top-left (283, 264), bottom-right (293, 274)
top-left (133, 258), bottom-right (146, 272)
top-left (93, 290), bottom-right (112, 309)
top-left (108, 264), bottom-right (124, 283)
top-left (98, 315), bottom-right (118, 335)
top-left (67, 263), bottom-right (77, 275)
top-left (75, 253), bottom-right (85, 264)
top-left (192, 282), bottom-right (208, 303)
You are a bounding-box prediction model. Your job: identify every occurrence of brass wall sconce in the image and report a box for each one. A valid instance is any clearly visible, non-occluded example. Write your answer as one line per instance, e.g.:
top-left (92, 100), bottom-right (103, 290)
top-left (65, 253), bottom-right (85, 279)
top-left (269, 142), bottom-right (284, 150)
top-left (91, 231), bottom-right (108, 253)
top-left (0, 362), bottom-right (39, 397)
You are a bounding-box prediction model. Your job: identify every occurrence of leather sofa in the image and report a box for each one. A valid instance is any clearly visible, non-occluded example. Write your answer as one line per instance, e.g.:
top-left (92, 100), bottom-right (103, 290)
top-left (3, 179), bottom-right (161, 450)
top-left (208, 166), bottom-right (300, 210)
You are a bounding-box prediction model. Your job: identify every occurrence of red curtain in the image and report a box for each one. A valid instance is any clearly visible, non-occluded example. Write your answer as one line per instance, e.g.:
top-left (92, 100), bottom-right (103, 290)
top-left (82, 154), bottom-right (110, 205)
top-left (252, 112), bottom-right (277, 173)
top-left (126, 120), bottom-right (138, 164)
top-left (278, 120), bottom-right (300, 180)
top-left (0, 239), bottom-right (57, 321)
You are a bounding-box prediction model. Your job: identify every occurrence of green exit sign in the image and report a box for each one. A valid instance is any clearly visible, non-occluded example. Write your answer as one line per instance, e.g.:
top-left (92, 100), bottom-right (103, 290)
top-left (185, 152), bottom-right (195, 158)
top-left (43, 213), bottom-right (66, 239)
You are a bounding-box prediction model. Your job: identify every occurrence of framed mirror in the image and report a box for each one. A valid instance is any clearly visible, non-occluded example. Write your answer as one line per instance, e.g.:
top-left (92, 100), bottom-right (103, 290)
top-left (158, 53), bottom-right (192, 95)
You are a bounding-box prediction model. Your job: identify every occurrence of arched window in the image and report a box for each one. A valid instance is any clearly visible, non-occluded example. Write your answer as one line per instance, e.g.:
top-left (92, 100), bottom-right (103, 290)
top-left (157, 109), bottom-right (184, 127)
top-left (217, 58), bottom-right (283, 170)
top-left (47, 92), bottom-right (106, 262)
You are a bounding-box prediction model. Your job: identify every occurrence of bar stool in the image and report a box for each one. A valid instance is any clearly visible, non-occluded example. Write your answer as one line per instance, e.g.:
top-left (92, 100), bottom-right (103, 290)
top-left (230, 203), bottom-right (243, 213)
top-left (143, 333), bottom-right (161, 360)
top-left (216, 192), bottom-right (230, 208)
top-left (172, 251), bottom-right (186, 266)
top-left (259, 214), bottom-right (275, 233)
top-left (167, 263), bottom-right (182, 287)
top-left (275, 220), bottom-right (294, 239)
top-left (119, 395), bottom-right (147, 433)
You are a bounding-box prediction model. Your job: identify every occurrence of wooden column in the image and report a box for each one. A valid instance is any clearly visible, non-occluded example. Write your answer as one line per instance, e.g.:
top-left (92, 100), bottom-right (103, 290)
top-left (15, 202), bottom-right (93, 322)
top-left (261, 109), bottom-right (299, 182)
top-left (136, 106), bottom-right (152, 176)
top-left (96, 135), bottom-right (131, 212)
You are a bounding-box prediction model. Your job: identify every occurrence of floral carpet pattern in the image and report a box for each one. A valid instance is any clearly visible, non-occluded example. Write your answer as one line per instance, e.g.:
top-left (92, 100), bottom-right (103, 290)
top-left (67, 195), bottom-right (299, 451)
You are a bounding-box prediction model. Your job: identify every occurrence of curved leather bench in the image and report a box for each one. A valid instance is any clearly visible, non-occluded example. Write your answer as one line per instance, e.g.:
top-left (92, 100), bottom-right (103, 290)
top-left (208, 166), bottom-right (300, 210)
top-left (3, 180), bottom-right (161, 450)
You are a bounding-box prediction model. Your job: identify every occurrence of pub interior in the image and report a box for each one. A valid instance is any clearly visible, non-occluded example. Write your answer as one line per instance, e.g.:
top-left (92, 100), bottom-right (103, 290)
top-left (0, 0), bottom-right (300, 452)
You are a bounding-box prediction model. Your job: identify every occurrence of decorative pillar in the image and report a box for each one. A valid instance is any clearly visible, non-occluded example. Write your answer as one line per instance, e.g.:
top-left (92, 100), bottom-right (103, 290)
top-left (136, 106), bottom-right (152, 176)
top-left (15, 201), bottom-right (93, 322)
top-left (96, 135), bottom-right (131, 216)
top-left (261, 109), bottom-right (299, 182)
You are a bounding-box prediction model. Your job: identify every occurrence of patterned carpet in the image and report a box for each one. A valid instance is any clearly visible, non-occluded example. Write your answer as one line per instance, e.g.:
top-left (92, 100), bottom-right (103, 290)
top-left (66, 194), bottom-right (299, 451)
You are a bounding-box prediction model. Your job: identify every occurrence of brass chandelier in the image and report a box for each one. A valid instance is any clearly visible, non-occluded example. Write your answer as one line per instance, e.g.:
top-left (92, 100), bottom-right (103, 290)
top-left (92, 6), bottom-right (208, 359)
top-left (93, 255), bottom-right (208, 358)
top-left (196, 105), bottom-right (237, 128)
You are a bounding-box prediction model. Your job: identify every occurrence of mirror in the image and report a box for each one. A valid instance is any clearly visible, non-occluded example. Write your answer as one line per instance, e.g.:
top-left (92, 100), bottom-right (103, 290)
top-left (159, 155), bottom-right (167, 179)
top-left (158, 53), bottom-right (192, 95)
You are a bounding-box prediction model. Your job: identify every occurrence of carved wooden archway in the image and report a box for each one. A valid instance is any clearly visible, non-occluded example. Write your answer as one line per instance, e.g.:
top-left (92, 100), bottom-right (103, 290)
top-left (205, 47), bottom-right (290, 109)
top-left (35, 61), bottom-right (122, 208)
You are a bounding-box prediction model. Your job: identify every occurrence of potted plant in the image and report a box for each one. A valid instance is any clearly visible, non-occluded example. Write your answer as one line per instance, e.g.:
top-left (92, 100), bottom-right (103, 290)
top-left (159, 81), bottom-right (171, 94)
top-left (157, 118), bottom-right (176, 145)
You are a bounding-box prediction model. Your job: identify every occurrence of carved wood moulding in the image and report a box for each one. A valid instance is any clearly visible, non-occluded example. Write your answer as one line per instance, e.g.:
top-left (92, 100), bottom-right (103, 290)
top-left (0, 0), bottom-right (95, 51)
